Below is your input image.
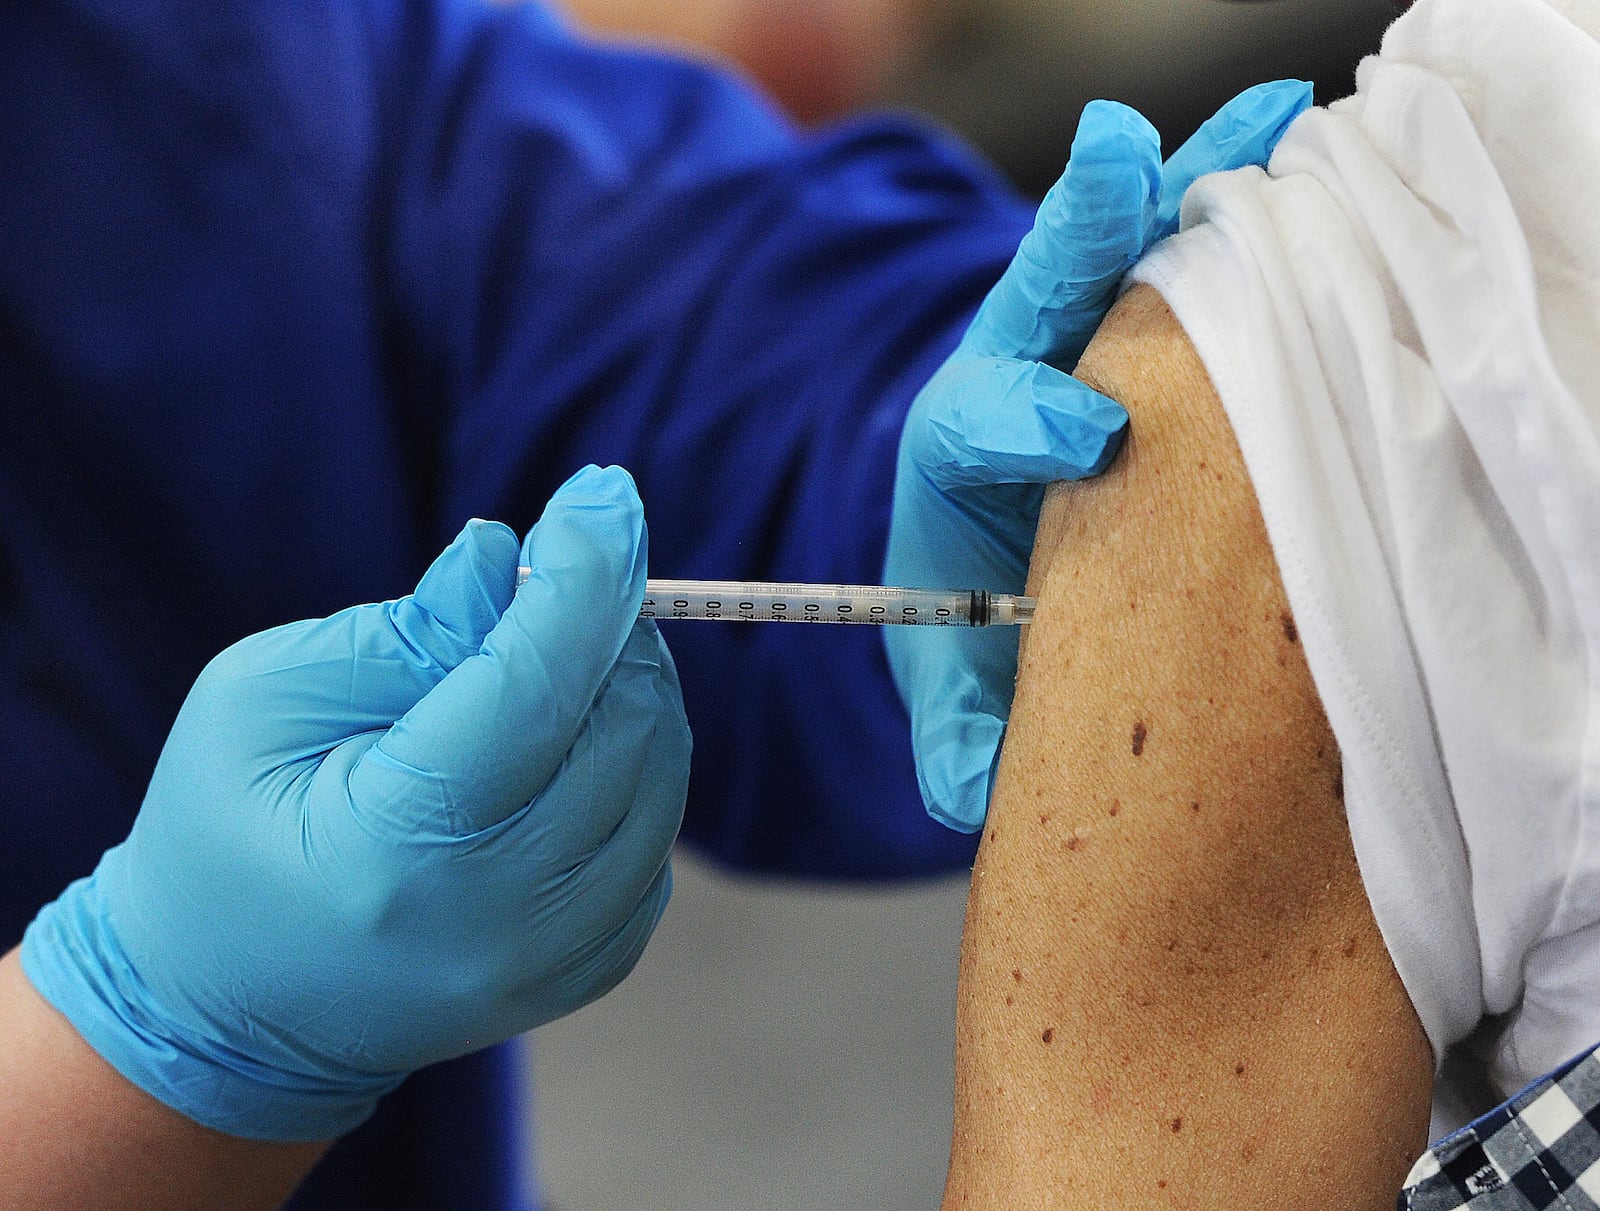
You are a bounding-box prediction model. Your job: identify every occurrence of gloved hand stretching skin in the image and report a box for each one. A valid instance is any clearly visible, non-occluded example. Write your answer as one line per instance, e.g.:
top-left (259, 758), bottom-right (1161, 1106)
top-left (884, 80), bottom-right (1313, 832)
top-left (19, 465), bottom-right (691, 1141)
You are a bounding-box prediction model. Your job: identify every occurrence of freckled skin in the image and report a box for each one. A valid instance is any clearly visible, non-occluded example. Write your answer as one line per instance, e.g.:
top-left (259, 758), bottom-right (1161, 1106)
top-left (941, 286), bottom-right (1431, 1210)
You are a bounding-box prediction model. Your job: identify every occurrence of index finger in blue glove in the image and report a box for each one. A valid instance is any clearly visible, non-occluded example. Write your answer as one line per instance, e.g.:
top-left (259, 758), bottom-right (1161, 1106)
top-left (891, 624), bottom-right (1019, 834)
top-left (337, 517), bottom-right (520, 720)
top-left (514, 620), bottom-right (689, 943)
top-left (1155, 78), bottom-right (1313, 239)
top-left (383, 518), bottom-right (519, 667)
top-left (358, 464), bottom-right (649, 834)
top-left (506, 618), bottom-right (689, 871)
top-left (962, 80), bottom-right (1313, 370)
top-left (188, 518), bottom-right (521, 761)
top-left (910, 356), bottom-right (1129, 492)
top-left (960, 100), bottom-right (1162, 366)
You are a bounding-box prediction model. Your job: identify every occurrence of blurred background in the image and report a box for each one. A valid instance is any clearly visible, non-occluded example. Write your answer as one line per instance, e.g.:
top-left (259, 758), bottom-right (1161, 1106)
top-left (528, 850), bottom-right (970, 1210)
top-left (559, 0), bottom-right (1399, 195)
top-left (528, 3), bottom-right (1397, 1208)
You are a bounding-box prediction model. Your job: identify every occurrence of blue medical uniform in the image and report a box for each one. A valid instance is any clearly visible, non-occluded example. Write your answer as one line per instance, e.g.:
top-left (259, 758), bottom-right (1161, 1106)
top-left (0, 1), bottom-right (1032, 1204)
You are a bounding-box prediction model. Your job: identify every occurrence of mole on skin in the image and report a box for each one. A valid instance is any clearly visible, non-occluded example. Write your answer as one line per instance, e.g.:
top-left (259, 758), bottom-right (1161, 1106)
top-left (1131, 721), bottom-right (1147, 756)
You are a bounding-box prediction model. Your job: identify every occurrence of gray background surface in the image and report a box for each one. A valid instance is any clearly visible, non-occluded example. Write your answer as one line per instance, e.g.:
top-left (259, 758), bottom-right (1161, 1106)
top-left (526, 849), bottom-right (971, 1210)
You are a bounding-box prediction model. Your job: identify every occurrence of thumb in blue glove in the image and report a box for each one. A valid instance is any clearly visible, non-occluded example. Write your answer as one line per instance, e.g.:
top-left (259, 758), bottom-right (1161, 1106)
top-left (886, 80), bottom-right (1313, 832)
top-left (20, 464), bottom-right (691, 1141)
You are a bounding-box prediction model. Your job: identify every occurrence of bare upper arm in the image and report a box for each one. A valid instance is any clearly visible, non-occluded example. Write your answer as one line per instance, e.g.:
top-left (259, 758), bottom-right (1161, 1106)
top-left (942, 283), bottom-right (1432, 1209)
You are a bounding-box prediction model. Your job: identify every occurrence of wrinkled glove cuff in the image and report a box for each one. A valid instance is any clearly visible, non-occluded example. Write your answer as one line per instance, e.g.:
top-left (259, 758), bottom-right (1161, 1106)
top-left (19, 880), bottom-right (401, 1143)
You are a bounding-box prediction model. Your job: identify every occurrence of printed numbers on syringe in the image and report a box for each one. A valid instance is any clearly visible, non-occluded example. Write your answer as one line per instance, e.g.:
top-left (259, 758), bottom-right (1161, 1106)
top-left (513, 570), bottom-right (1034, 627)
top-left (515, 572), bottom-right (1035, 627)
top-left (638, 580), bottom-right (1034, 627)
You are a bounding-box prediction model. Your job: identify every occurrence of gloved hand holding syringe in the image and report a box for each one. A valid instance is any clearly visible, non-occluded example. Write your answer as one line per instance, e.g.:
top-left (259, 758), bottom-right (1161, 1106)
top-left (515, 568), bottom-right (1034, 627)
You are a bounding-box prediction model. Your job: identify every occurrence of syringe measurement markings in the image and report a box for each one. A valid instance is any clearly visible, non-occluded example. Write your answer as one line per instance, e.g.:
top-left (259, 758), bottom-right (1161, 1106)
top-left (513, 570), bottom-right (1033, 626)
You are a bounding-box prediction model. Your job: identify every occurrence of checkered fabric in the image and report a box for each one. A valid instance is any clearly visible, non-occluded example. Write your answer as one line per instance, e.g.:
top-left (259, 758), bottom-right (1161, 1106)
top-left (1401, 1045), bottom-right (1600, 1209)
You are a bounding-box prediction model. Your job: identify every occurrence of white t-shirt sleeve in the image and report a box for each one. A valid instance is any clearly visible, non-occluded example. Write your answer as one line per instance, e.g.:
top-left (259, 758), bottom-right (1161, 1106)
top-left (1126, 0), bottom-right (1600, 1135)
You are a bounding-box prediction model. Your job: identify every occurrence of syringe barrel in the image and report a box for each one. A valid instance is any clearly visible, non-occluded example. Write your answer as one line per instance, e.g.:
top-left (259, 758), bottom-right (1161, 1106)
top-left (642, 581), bottom-right (1020, 626)
top-left (513, 569), bottom-right (1033, 625)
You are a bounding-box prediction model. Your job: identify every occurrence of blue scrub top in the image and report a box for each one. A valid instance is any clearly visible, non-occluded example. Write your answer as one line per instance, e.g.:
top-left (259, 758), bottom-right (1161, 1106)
top-left (0, 1), bottom-right (1033, 1204)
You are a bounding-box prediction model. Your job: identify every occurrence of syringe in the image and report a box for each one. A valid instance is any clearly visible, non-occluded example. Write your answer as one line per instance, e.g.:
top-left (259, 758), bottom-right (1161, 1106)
top-left (515, 570), bottom-right (1034, 627)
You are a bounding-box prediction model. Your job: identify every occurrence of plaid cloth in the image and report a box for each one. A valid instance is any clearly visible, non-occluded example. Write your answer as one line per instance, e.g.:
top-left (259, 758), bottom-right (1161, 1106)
top-left (1402, 1045), bottom-right (1600, 1209)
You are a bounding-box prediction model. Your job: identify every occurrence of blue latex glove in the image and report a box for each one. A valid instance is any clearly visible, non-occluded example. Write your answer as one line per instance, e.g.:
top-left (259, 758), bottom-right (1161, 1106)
top-left (885, 81), bottom-right (1313, 832)
top-left (20, 465), bottom-right (691, 1141)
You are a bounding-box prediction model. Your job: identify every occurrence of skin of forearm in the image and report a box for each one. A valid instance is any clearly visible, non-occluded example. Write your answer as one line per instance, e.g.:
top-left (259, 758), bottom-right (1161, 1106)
top-left (0, 946), bottom-right (328, 1211)
top-left (942, 285), bottom-right (1432, 1209)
